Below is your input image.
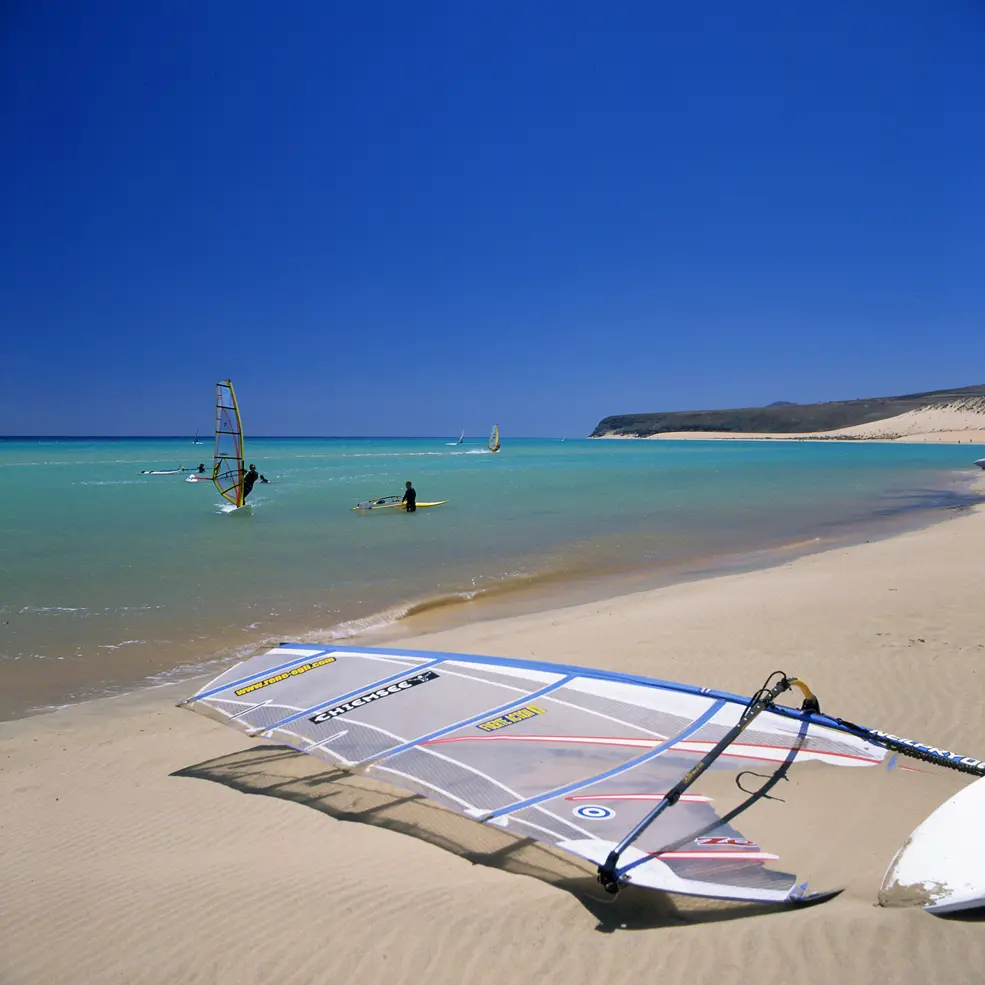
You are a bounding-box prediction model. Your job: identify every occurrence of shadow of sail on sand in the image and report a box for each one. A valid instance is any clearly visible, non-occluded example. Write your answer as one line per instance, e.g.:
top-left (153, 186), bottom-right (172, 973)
top-left (173, 743), bottom-right (835, 932)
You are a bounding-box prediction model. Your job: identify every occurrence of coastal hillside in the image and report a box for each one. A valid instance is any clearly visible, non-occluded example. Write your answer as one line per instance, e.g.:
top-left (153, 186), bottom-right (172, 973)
top-left (591, 384), bottom-right (985, 438)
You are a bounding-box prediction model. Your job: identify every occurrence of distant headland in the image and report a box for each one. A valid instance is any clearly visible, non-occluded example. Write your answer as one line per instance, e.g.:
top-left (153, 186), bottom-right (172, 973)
top-left (591, 384), bottom-right (985, 443)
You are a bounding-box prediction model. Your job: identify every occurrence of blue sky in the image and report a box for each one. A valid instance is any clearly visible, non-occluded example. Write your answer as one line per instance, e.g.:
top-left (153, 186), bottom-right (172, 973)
top-left (2, 0), bottom-right (983, 436)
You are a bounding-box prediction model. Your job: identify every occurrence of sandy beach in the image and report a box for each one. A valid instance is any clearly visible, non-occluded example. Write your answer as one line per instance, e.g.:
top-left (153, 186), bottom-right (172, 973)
top-left (3, 480), bottom-right (985, 985)
top-left (636, 402), bottom-right (985, 444)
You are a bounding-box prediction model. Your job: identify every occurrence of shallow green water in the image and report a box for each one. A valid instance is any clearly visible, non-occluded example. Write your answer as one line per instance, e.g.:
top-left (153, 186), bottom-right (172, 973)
top-left (0, 435), bottom-right (981, 716)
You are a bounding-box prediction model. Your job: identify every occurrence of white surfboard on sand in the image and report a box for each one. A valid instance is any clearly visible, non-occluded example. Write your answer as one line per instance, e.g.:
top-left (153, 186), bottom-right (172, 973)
top-left (880, 775), bottom-right (985, 913)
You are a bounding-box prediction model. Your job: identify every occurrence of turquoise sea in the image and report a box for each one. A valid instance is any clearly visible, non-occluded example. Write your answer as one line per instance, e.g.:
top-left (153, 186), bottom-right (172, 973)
top-left (1, 436), bottom-right (982, 719)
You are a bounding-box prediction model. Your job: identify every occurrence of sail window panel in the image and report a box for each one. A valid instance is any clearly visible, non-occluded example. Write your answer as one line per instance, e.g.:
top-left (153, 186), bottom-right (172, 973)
top-left (379, 734), bottom-right (658, 815)
top-left (264, 662), bottom-right (553, 765)
top-left (505, 751), bottom-right (710, 841)
top-left (369, 746), bottom-right (517, 815)
top-left (655, 857), bottom-right (796, 894)
top-left (441, 661), bottom-right (562, 692)
top-left (563, 678), bottom-right (732, 729)
top-left (560, 682), bottom-right (882, 767)
top-left (215, 431), bottom-right (241, 457)
top-left (549, 687), bottom-right (698, 742)
top-left (304, 721), bottom-right (403, 765)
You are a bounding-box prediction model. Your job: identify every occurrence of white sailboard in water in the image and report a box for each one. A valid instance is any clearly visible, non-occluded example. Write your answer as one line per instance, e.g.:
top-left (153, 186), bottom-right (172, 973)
top-left (212, 380), bottom-right (247, 510)
top-left (179, 645), bottom-right (985, 906)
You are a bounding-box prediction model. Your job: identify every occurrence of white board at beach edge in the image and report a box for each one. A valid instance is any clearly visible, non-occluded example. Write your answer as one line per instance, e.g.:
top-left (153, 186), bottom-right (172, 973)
top-left (880, 775), bottom-right (985, 914)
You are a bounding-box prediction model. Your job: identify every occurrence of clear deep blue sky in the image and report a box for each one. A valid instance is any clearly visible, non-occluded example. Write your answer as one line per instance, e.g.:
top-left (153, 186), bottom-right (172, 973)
top-left (2, 1), bottom-right (983, 436)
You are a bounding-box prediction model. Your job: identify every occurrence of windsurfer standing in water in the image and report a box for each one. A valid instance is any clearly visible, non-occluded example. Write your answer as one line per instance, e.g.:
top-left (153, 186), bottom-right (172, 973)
top-left (402, 480), bottom-right (417, 512)
top-left (242, 463), bottom-right (260, 502)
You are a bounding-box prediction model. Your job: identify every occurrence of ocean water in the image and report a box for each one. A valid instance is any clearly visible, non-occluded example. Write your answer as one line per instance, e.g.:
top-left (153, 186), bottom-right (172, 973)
top-left (1, 435), bottom-right (981, 719)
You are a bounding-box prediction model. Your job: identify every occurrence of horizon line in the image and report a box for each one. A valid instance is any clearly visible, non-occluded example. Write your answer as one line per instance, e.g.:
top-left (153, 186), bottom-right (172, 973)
top-left (0, 434), bottom-right (576, 441)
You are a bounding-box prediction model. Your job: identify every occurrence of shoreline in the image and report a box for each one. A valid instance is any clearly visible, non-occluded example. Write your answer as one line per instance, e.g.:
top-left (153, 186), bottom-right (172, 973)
top-left (4, 467), bottom-right (982, 723)
top-left (599, 432), bottom-right (985, 443)
top-left (3, 475), bottom-right (985, 984)
top-left (592, 424), bottom-right (985, 444)
top-left (591, 401), bottom-right (985, 443)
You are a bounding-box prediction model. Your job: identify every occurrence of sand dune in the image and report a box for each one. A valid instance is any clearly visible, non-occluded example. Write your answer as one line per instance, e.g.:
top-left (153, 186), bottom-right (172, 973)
top-left (3, 482), bottom-right (985, 985)
top-left (649, 398), bottom-right (985, 442)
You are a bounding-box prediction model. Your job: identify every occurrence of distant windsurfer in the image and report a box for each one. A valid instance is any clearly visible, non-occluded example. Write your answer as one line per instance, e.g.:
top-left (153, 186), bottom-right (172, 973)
top-left (197, 463), bottom-right (206, 473)
top-left (402, 480), bottom-right (417, 512)
top-left (242, 464), bottom-right (260, 502)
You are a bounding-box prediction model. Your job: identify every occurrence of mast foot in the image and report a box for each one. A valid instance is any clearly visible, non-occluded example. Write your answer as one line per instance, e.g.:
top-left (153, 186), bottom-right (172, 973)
top-left (596, 870), bottom-right (621, 895)
top-left (597, 851), bottom-right (622, 895)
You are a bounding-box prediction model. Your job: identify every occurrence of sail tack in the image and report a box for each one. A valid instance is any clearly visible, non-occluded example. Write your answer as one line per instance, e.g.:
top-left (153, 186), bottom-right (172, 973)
top-left (213, 380), bottom-right (245, 507)
top-left (181, 645), bottom-right (888, 904)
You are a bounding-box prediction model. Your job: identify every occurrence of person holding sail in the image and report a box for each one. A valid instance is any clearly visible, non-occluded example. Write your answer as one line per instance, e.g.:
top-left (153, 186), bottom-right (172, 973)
top-left (401, 480), bottom-right (417, 512)
top-left (242, 464), bottom-right (260, 502)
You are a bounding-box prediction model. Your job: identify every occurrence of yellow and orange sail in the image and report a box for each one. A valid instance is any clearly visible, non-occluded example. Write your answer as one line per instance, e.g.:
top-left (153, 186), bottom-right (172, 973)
top-left (212, 380), bottom-right (246, 507)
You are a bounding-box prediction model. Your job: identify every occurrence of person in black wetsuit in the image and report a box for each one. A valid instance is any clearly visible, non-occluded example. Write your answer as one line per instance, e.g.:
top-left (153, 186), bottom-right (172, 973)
top-left (197, 463), bottom-right (206, 473)
top-left (242, 464), bottom-right (260, 502)
top-left (401, 480), bottom-right (417, 512)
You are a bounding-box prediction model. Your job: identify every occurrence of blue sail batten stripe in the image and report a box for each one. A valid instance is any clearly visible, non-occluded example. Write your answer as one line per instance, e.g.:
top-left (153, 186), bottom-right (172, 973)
top-left (355, 674), bottom-right (574, 766)
top-left (254, 657), bottom-right (445, 734)
top-left (487, 699), bottom-right (727, 820)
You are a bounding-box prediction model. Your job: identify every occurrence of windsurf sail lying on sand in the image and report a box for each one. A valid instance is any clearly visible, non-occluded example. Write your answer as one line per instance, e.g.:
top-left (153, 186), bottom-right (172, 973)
top-left (179, 645), bottom-right (925, 905)
top-left (213, 380), bottom-right (245, 508)
top-left (488, 424), bottom-right (500, 452)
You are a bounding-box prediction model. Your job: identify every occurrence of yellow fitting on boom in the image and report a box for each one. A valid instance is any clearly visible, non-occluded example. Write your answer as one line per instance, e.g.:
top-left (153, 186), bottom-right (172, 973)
top-left (787, 677), bottom-right (819, 712)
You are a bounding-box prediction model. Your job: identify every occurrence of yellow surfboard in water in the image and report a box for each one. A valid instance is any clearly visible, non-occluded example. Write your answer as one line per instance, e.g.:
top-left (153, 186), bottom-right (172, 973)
top-left (213, 380), bottom-right (246, 508)
top-left (352, 497), bottom-right (449, 511)
top-left (488, 423), bottom-right (500, 452)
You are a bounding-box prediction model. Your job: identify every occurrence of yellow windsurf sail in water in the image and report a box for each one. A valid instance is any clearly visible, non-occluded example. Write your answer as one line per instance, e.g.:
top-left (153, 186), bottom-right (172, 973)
top-left (488, 423), bottom-right (500, 452)
top-left (213, 380), bottom-right (246, 507)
